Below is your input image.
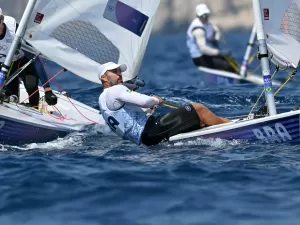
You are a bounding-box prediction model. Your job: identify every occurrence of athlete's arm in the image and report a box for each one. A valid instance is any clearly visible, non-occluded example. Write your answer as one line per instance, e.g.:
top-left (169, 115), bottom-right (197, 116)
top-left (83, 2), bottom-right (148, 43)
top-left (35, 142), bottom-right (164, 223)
top-left (106, 85), bottom-right (159, 110)
top-left (192, 28), bottom-right (219, 56)
top-left (212, 24), bottom-right (221, 42)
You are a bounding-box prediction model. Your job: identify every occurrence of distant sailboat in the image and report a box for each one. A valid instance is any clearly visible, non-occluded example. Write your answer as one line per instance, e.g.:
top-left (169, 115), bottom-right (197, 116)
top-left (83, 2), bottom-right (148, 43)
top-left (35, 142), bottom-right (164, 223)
top-left (170, 0), bottom-right (300, 144)
top-left (198, 25), bottom-right (282, 86)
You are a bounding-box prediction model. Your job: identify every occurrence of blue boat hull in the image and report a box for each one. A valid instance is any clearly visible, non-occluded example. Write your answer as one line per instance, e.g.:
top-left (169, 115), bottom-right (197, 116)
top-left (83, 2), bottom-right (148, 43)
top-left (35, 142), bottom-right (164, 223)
top-left (198, 67), bottom-right (282, 86)
top-left (202, 115), bottom-right (299, 143)
top-left (170, 112), bottom-right (300, 144)
top-left (203, 73), bottom-right (242, 85)
top-left (0, 117), bottom-right (69, 145)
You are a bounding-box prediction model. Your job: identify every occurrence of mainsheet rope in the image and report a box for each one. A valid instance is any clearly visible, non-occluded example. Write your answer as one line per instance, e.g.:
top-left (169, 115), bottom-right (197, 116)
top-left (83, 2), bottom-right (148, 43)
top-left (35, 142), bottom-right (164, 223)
top-left (22, 56), bottom-right (102, 125)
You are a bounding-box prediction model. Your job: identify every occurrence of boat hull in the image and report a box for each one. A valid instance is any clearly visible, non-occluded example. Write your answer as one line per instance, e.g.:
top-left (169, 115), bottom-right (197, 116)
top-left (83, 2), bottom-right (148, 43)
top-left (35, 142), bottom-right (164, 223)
top-left (0, 116), bottom-right (68, 145)
top-left (0, 83), bottom-right (105, 145)
top-left (169, 110), bottom-right (300, 144)
top-left (198, 67), bottom-right (282, 86)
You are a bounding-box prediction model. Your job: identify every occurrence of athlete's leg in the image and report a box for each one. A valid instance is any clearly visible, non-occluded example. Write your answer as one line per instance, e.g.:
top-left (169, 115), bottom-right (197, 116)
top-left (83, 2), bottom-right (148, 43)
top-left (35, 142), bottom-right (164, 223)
top-left (192, 103), bottom-right (231, 126)
top-left (5, 58), bottom-right (21, 98)
top-left (21, 73), bottom-right (39, 107)
top-left (211, 55), bottom-right (237, 73)
top-left (19, 56), bottom-right (40, 107)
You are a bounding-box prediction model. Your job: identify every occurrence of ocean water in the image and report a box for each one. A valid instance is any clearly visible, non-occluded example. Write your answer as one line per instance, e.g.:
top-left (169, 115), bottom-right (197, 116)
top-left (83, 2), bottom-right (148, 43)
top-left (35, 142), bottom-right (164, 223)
top-left (1, 30), bottom-right (300, 225)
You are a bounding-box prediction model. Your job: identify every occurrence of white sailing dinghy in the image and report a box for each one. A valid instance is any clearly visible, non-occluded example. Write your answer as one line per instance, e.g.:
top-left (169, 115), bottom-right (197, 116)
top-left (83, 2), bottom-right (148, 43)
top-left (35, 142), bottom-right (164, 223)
top-left (0, 0), bottom-right (159, 144)
top-left (198, 25), bottom-right (282, 86)
top-left (170, 0), bottom-right (300, 144)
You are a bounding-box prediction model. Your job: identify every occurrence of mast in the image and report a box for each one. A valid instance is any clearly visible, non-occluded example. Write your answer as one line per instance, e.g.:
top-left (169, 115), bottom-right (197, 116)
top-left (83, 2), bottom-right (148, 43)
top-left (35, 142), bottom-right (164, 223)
top-left (252, 0), bottom-right (277, 116)
top-left (240, 25), bottom-right (256, 78)
top-left (0, 0), bottom-right (37, 90)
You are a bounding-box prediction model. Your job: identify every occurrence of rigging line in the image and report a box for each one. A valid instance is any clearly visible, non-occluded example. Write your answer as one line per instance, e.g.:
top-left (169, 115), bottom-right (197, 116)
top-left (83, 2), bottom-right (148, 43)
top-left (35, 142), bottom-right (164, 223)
top-left (248, 66), bottom-right (279, 116)
top-left (162, 102), bottom-right (179, 109)
top-left (248, 63), bottom-right (261, 74)
top-left (38, 58), bottom-right (102, 125)
top-left (38, 56), bottom-right (65, 91)
top-left (39, 58), bottom-right (97, 116)
top-left (38, 57), bottom-right (96, 111)
top-left (248, 53), bottom-right (256, 65)
top-left (63, 93), bottom-right (102, 125)
top-left (6, 60), bottom-right (15, 78)
top-left (273, 70), bottom-right (297, 97)
top-left (45, 104), bottom-right (69, 122)
top-left (21, 68), bottom-right (65, 103)
top-left (38, 57), bottom-right (98, 112)
top-left (224, 56), bottom-right (240, 73)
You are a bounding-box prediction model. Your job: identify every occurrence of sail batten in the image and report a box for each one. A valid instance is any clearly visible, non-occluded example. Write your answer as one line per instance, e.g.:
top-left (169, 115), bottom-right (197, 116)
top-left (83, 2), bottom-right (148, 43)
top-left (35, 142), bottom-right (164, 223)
top-left (260, 0), bottom-right (300, 69)
top-left (24, 0), bottom-right (160, 84)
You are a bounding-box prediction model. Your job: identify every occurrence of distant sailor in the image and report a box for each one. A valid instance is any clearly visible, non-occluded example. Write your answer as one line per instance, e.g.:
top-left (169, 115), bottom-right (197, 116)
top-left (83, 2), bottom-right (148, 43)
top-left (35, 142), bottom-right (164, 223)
top-left (0, 8), bottom-right (57, 107)
top-left (186, 3), bottom-right (237, 73)
top-left (98, 62), bottom-right (230, 146)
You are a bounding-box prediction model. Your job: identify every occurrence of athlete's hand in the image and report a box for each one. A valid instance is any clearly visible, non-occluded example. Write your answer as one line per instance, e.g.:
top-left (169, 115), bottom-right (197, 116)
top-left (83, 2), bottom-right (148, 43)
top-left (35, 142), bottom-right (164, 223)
top-left (45, 89), bottom-right (58, 105)
top-left (150, 105), bottom-right (157, 111)
top-left (152, 96), bottom-right (164, 106)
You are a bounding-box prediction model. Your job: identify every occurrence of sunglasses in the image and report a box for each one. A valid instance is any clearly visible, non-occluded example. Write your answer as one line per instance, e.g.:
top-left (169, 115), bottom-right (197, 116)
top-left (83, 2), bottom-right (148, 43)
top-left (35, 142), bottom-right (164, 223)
top-left (200, 13), bottom-right (209, 19)
top-left (108, 68), bottom-right (122, 74)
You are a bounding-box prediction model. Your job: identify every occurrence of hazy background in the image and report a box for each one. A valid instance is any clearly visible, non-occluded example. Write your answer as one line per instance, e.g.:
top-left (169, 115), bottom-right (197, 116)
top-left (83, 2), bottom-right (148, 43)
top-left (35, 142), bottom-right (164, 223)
top-left (0, 0), bottom-right (254, 33)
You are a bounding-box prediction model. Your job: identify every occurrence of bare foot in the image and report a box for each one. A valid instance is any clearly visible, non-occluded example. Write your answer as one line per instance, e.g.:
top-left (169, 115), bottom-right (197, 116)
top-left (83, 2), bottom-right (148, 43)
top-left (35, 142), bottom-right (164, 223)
top-left (222, 118), bottom-right (231, 123)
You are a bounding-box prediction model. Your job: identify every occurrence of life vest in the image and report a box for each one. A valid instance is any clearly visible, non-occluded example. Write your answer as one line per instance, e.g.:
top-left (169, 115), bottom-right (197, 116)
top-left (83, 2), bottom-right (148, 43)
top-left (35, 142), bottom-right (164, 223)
top-left (98, 86), bottom-right (149, 145)
top-left (186, 18), bottom-right (217, 58)
top-left (0, 16), bottom-right (23, 63)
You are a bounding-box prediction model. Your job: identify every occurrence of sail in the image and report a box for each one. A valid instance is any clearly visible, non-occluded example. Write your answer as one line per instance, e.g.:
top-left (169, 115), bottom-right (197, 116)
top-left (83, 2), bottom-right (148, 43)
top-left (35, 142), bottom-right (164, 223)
top-left (260, 0), bottom-right (300, 68)
top-left (24, 0), bottom-right (160, 83)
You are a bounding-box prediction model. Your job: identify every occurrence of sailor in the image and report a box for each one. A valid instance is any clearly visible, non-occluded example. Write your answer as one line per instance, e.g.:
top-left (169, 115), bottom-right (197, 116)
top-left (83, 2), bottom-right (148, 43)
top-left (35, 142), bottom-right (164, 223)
top-left (186, 3), bottom-right (237, 73)
top-left (0, 8), bottom-right (57, 107)
top-left (98, 62), bottom-right (230, 146)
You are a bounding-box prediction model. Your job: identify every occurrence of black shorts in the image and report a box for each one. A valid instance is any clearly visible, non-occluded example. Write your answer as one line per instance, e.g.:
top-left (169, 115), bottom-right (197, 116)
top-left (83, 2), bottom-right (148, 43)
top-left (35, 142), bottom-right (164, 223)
top-left (141, 104), bottom-right (201, 146)
top-left (192, 55), bottom-right (237, 73)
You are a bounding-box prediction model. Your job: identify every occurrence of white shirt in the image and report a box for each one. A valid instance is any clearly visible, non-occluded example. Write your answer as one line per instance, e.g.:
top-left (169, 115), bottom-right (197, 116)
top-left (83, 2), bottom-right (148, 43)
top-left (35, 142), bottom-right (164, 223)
top-left (192, 25), bottom-right (221, 56)
top-left (104, 84), bottom-right (159, 110)
top-left (186, 18), bottom-right (221, 58)
top-left (99, 84), bottom-right (159, 145)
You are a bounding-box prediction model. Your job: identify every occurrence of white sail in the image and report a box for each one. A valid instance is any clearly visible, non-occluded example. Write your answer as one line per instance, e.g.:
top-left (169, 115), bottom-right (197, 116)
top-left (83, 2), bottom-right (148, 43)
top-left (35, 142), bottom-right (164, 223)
top-left (260, 0), bottom-right (300, 68)
top-left (24, 0), bottom-right (160, 84)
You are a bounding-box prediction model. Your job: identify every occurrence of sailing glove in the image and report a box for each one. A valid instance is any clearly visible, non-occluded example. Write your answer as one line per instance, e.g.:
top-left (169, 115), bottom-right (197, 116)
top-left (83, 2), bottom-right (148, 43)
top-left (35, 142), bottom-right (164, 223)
top-left (45, 90), bottom-right (58, 105)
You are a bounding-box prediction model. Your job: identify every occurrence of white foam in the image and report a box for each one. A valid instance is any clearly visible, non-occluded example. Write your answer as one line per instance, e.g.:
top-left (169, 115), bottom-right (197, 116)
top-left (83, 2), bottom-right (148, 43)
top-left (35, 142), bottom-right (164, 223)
top-left (11, 133), bottom-right (85, 151)
top-left (173, 137), bottom-right (245, 148)
top-left (165, 97), bottom-right (193, 106)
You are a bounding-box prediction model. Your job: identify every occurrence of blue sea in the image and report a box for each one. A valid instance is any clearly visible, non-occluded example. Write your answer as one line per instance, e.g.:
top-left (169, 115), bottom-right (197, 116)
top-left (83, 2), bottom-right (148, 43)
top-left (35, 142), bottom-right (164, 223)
top-left (1, 30), bottom-right (300, 225)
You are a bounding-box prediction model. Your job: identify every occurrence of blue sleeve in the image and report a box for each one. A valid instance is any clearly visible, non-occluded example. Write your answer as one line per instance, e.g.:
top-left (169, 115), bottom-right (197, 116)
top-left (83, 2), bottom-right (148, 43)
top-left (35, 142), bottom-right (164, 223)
top-left (23, 51), bottom-right (50, 88)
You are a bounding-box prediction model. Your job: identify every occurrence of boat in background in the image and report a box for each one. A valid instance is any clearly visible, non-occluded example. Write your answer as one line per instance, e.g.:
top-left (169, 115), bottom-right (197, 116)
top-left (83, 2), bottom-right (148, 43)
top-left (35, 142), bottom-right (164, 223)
top-left (170, 0), bottom-right (300, 144)
top-left (199, 66), bottom-right (282, 86)
top-left (198, 25), bottom-right (282, 86)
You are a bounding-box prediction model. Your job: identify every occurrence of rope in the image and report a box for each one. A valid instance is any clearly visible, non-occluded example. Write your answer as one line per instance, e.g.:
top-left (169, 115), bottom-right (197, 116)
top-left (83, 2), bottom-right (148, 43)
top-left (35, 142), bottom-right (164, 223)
top-left (248, 53), bottom-right (256, 65)
top-left (162, 102), bottom-right (178, 109)
top-left (273, 70), bottom-right (297, 97)
top-left (38, 57), bottom-right (65, 91)
top-left (248, 66), bottom-right (279, 115)
top-left (221, 37), bottom-right (257, 73)
top-left (37, 57), bottom-right (102, 125)
top-left (224, 56), bottom-right (240, 73)
top-left (21, 68), bottom-right (65, 104)
top-left (6, 61), bottom-right (15, 78)
top-left (248, 68), bottom-right (297, 116)
top-left (63, 94), bottom-right (100, 124)
top-left (248, 64), bottom-right (261, 74)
